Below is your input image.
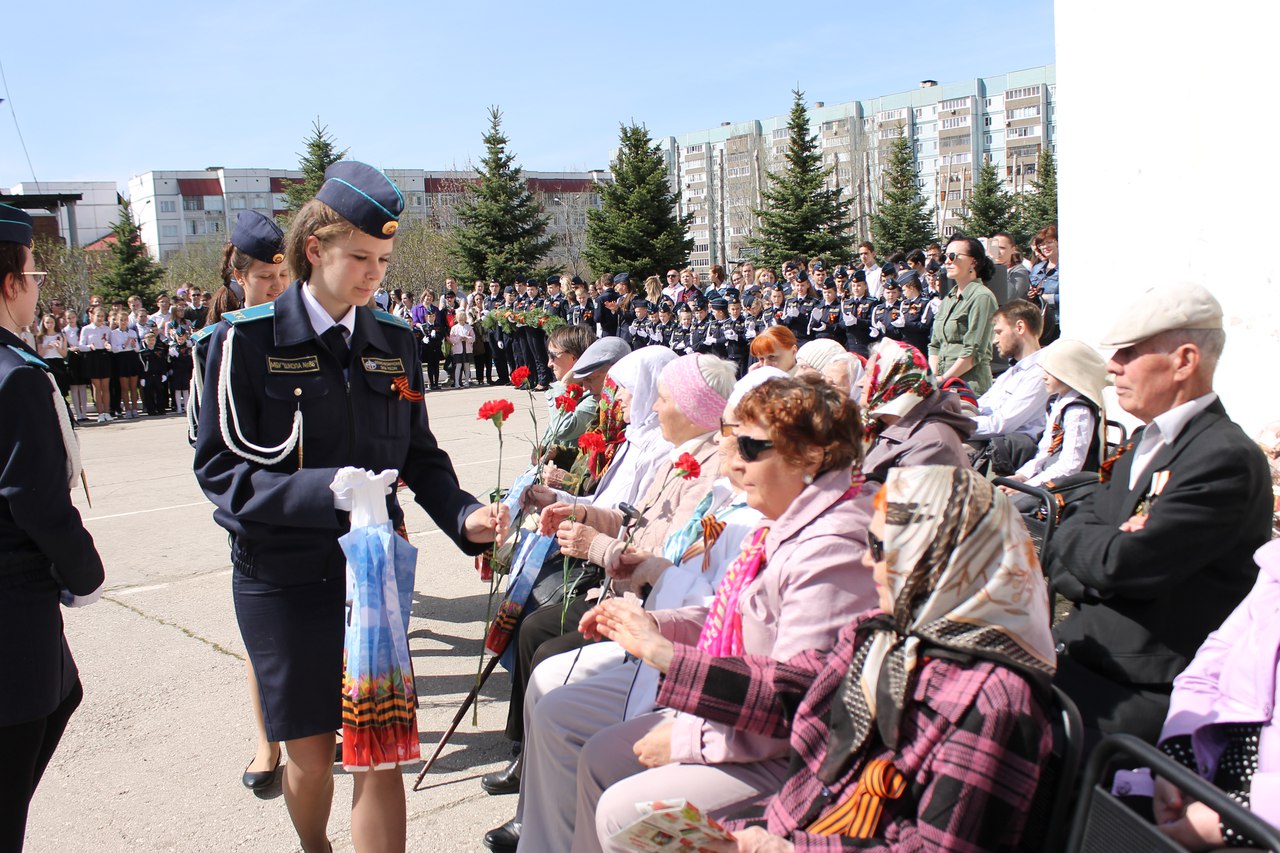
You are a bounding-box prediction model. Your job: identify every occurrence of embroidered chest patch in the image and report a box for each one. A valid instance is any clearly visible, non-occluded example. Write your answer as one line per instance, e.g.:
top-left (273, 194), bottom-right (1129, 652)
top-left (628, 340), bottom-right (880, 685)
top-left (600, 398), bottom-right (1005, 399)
top-left (362, 357), bottom-right (405, 375)
top-left (267, 355), bottom-right (320, 374)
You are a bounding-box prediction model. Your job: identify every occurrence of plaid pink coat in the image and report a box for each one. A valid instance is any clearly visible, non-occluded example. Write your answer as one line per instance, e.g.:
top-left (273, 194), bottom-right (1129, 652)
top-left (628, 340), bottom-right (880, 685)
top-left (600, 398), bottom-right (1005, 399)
top-left (657, 612), bottom-right (1052, 851)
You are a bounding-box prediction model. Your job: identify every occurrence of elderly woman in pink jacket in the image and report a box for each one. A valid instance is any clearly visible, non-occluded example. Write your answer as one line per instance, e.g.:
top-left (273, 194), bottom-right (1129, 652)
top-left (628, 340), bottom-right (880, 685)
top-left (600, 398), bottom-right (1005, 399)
top-left (1156, 539), bottom-right (1280, 850)
top-left (571, 374), bottom-right (877, 853)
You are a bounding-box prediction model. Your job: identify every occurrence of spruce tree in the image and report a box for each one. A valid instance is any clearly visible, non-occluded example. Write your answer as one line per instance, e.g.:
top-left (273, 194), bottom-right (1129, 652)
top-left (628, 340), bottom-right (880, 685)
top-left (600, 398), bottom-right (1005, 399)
top-left (449, 107), bottom-right (553, 283)
top-left (1018, 146), bottom-right (1058, 236)
top-left (285, 118), bottom-right (348, 213)
top-left (959, 160), bottom-right (1015, 239)
top-left (747, 89), bottom-right (853, 268)
top-left (870, 136), bottom-right (936, 254)
top-left (584, 123), bottom-right (693, 278)
top-left (95, 201), bottom-right (164, 304)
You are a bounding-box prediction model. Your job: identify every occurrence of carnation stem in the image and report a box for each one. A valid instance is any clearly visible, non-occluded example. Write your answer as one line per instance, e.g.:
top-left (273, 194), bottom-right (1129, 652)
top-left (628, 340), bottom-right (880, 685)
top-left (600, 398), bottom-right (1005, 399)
top-left (474, 427), bottom-right (503, 726)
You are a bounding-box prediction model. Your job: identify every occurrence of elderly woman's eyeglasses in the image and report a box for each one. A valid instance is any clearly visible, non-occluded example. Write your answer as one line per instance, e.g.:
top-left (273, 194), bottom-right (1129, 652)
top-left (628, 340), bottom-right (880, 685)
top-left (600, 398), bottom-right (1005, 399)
top-left (719, 419), bottom-right (738, 438)
top-left (736, 434), bottom-right (774, 462)
top-left (24, 271), bottom-right (48, 288)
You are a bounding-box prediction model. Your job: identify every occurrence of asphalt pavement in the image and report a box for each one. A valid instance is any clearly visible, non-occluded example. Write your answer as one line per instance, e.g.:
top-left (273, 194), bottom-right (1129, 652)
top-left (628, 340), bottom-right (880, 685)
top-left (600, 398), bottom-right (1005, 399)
top-left (24, 382), bottom-right (541, 852)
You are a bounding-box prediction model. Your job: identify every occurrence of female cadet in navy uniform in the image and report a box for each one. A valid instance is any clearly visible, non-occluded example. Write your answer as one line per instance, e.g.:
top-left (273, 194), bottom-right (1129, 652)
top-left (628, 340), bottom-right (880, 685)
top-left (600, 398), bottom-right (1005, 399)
top-left (193, 163), bottom-right (503, 853)
top-left (189, 210), bottom-right (292, 791)
top-left (0, 204), bottom-right (105, 851)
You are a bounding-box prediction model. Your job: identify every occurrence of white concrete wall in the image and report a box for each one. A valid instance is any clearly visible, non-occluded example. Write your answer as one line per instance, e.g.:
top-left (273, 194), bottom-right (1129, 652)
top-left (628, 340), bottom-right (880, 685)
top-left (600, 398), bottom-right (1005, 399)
top-left (1056, 1), bottom-right (1280, 436)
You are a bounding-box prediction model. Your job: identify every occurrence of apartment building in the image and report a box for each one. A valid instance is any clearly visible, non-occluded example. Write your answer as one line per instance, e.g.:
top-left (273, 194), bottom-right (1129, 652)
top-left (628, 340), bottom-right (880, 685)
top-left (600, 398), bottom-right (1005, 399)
top-left (663, 65), bottom-right (1056, 270)
top-left (1, 181), bottom-right (122, 247)
top-left (127, 167), bottom-right (610, 274)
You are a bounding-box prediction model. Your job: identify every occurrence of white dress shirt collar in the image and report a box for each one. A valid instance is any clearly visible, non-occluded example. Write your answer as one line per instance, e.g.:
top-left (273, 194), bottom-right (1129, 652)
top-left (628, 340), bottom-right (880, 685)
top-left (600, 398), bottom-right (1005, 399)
top-left (301, 282), bottom-right (357, 340)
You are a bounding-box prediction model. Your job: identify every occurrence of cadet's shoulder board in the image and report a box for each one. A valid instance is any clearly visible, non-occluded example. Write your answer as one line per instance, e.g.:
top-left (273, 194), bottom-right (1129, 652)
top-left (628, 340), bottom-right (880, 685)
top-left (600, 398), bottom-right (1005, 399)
top-left (372, 309), bottom-right (411, 330)
top-left (5, 344), bottom-right (49, 369)
top-left (191, 323), bottom-right (218, 344)
top-left (224, 303), bottom-right (276, 325)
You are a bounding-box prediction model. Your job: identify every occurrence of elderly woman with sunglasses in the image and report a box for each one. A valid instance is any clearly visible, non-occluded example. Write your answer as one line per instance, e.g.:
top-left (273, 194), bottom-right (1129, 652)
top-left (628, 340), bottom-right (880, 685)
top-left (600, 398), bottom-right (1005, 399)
top-left (928, 236), bottom-right (999, 395)
top-left (595, 466), bottom-right (1056, 852)
top-left (566, 374), bottom-right (877, 853)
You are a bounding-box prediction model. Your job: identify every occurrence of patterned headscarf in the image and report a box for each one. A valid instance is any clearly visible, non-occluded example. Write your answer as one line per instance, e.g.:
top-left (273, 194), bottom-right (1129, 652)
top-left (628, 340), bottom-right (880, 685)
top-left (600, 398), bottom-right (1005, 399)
top-left (818, 466), bottom-right (1055, 783)
top-left (861, 340), bottom-right (936, 442)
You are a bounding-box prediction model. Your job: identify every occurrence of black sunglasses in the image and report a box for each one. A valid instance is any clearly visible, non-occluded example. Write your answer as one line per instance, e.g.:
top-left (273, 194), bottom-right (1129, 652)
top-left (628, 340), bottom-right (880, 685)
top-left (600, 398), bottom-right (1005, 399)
top-left (947, 252), bottom-right (971, 262)
top-left (867, 530), bottom-right (885, 562)
top-left (736, 434), bottom-right (774, 462)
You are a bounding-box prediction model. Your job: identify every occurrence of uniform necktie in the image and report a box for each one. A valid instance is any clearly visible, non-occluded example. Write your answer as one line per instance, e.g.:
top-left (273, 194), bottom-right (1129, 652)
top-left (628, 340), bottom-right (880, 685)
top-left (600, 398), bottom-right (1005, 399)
top-left (322, 325), bottom-right (350, 368)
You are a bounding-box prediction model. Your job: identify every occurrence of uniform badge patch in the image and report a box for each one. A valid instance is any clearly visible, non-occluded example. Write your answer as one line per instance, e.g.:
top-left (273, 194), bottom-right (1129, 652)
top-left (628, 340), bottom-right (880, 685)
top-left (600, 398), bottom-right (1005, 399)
top-left (266, 356), bottom-right (320, 373)
top-left (362, 357), bottom-right (405, 374)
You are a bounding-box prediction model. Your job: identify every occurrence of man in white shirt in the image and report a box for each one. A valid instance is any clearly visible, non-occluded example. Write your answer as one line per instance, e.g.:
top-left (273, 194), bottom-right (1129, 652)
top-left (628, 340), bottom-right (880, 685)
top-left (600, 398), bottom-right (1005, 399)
top-left (970, 299), bottom-right (1049, 443)
top-left (858, 242), bottom-right (883, 299)
top-left (1044, 281), bottom-right (1272, 750)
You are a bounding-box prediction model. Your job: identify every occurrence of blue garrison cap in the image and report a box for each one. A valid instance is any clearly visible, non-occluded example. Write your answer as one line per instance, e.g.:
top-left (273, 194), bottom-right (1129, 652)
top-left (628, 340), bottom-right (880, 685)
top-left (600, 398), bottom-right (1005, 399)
top-left (504, 286), bottom-right (517, 294)
top-left (599, 289), bottom-right (620, 302)
top-left (0, 204), bottom-right (33, 247)
top-left (546, 274), bottom-right (562, 285)
top-left (231, 210), bottom-right (285, 265)
top-left (633, 299), bottom-right (652, 312)
top-left (612, 272), bottom-right (630, 284)
top-left (810, 259), bottom-right (825, 271)
top-left (315, 161), bottom-right (404, 238)
top-left (692, 296), bottom-right (709, 310)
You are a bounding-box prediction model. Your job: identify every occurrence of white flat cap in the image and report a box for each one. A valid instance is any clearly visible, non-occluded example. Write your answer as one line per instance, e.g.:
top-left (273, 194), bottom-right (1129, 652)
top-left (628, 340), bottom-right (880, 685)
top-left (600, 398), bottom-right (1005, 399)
top-left (1099, 281), bottom-right (1223, 349)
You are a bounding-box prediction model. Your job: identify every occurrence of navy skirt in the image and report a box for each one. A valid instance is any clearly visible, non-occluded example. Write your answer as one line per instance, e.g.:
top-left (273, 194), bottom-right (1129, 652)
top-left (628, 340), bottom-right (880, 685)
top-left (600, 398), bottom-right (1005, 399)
top-left (232, 561), bottom-right (346, 743)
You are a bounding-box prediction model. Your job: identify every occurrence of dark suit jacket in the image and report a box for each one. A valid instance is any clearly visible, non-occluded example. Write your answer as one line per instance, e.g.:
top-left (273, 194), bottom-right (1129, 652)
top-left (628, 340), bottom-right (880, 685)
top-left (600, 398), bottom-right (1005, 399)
top-left (0, 328), bottom-right (105, 725)
top-left (1045, 398), bottom-right (1272, 690)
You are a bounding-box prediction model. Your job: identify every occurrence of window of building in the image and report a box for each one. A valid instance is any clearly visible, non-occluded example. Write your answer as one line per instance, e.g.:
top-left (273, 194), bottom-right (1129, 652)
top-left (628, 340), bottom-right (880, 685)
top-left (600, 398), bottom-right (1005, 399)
top-left (1008, 125), bottom-right (1041, 139)
top-left (182, 196), bottom-right (202, 212)
top-left (209, 220), bottom-right (223, 233)
top-left (251, 196), bottom-right (268, 209)
top-left (1006, 85), bottom-right (1042, 100)
top-left (685, 143), bottom-right (705, 154)
top-left (771, 128), bottom-right (790, 140)
top-left (940, 116), bottom-right (969, 129)
top-left (187, 219), bottom-right (206, 236)
top-left (204, 195), bottom-right (224, 211)
top-left (984, 116), bottom-right (992, 127)
top-left (940, 97), bottom-right (969, 111)
top-left (159, 200), bottom-right (177, 213)
top-left (161, 224), bottom-right (179, 238)
top-left (1008, 105), bottom-right (1041, 120)
top-left (940, 135), bottom-right (970, 149)
top-left (231, 196), bottom-right (246, 210)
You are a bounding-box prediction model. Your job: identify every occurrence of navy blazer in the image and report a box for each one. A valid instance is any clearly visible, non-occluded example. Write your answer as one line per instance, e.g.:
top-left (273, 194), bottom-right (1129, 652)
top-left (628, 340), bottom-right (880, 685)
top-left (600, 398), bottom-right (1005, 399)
top-left (193, 281), bottom-right (484, 586)
top-left (0, 327), bottom-right (104, 725)
top-left (1046, 398), bottom-right (1272, 688)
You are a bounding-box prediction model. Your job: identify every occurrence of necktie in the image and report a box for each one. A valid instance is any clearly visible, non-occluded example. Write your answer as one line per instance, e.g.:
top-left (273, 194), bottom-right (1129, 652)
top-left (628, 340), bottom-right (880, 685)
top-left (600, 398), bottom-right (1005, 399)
top-left (322, 325), bottom-right (350, 368)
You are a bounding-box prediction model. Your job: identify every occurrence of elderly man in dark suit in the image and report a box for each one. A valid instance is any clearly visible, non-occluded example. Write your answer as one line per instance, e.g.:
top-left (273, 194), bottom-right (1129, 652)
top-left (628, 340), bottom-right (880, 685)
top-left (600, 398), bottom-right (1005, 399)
top-left (1045, 281), bottom-right (1272, 749)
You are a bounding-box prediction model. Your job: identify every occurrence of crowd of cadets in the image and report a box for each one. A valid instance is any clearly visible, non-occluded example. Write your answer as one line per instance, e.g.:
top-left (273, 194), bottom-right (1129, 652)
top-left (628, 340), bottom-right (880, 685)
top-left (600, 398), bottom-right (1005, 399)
top-left (399, 238), bottom-right (1055, 387)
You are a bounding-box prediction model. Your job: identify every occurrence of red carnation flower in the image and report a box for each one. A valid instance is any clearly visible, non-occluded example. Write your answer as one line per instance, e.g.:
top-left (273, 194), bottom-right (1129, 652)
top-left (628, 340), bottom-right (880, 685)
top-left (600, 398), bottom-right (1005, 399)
top-left (510, 366), bottom-right (531, 389)
top-left (564, 383), bottom-right (585, 399)
top-left (477, 399), bottom-right (516, 428)
top-left (554, 393), bottom-right (578, 413)
top-left (674, 452), bottom-right (701, 480)
top-left (578, 432), bottom-right (606, 454)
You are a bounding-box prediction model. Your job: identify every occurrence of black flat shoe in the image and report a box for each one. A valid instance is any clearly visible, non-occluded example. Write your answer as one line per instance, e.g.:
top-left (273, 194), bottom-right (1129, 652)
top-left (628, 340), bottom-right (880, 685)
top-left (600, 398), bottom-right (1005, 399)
top-left (483, 820), bottom-right (521, 853)
top-left (480, 754), bottom-right (522, 795)
top-left (242, 751), bottom-right (282, 790)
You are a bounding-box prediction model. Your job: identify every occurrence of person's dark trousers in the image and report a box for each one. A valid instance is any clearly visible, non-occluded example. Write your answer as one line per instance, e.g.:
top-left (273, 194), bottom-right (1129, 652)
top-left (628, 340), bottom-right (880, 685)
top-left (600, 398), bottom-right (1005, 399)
top-left (109, 371), bottom-right (122, 416)
top-left (502, 596), bottom-right (595, 742)
top-left (527, 328), bottom-right (552, 387)
top-left (0, 680), bottom-right (82, 852)
top-left (475, 351), bottom-right (491, 384)
top-left (144, 380), bottom-right (166, 415)
top-left (489, 331), bottom-right (510, 384)
top-left (421, 345), bottom-right (444, 388)
top-left (1053, 653), bottom-right (1171, 757)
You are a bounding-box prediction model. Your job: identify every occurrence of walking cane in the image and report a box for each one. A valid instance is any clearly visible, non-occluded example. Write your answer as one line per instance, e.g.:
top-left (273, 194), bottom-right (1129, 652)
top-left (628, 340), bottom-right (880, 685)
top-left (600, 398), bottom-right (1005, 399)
top-left (412, 653), bottom-right (503, 791)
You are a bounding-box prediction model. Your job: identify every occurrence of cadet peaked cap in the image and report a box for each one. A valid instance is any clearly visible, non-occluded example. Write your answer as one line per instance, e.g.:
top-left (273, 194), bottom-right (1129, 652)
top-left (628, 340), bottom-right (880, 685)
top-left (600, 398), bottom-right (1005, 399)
top-left (315, 161), bottom-right (403, 238)
top-left (709, 298), bottom-right (728, 310)
top-left (1099, 281), bottom-right (1224, 349)
top-left (810, 260), bottom-right (825, 271)
top-left (612, 272), bottom-right (630, 284)
top-left (782, 260), bottom-right (799, 271)
top-left (546, 274), bottom-right (562, 285)
top-left (880, 263), bottom-right (897, 279)
top-left (852, 269), bottom-right (867, 283)
top-left (633, 299), bottom-right (652, 311)
top-left (834, 266), bottom-right (849, 277)
top-left (231, 210), bottom-right (285, 265)
top-left (0, 204), bottom-right (33, 247)
top-left (572, 337), bottom-right (632, 379)
top-left (692, 296), bottom-right (709, 309)
top-left (503, 286), bottom-right (517, 294)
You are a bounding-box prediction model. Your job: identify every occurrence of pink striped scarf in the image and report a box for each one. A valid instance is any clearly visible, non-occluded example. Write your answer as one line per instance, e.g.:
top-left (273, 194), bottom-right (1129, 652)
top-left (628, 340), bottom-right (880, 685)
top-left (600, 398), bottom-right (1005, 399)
top-left (696, 525), bottom-right (771, 657)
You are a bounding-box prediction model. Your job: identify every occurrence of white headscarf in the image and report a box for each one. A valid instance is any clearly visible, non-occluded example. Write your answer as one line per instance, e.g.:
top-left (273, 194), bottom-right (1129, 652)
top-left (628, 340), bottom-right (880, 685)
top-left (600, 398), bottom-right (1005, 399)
top-left (589, 347), bottom-right (678, 511)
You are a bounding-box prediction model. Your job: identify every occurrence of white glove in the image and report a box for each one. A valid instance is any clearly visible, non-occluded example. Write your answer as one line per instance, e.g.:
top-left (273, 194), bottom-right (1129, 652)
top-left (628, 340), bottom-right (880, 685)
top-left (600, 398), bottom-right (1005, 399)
top-left (331, 466), bottom-right (398, 527)
top-left (705, 333), bottom-right (716, 345)
top-left (61, 582), bottom-right (104, 608)
top-left (891, 311), bottom-right (906, 328)
top-left (724, 330), bottom-right (736, 341)
top-left (786, 306), bottom-right (799, 318)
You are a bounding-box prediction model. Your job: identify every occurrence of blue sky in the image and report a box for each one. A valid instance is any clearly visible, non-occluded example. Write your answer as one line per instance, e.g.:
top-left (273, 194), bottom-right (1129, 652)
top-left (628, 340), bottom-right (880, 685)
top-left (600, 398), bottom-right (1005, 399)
top-left (2, 0), bottom-right (1055, 195)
